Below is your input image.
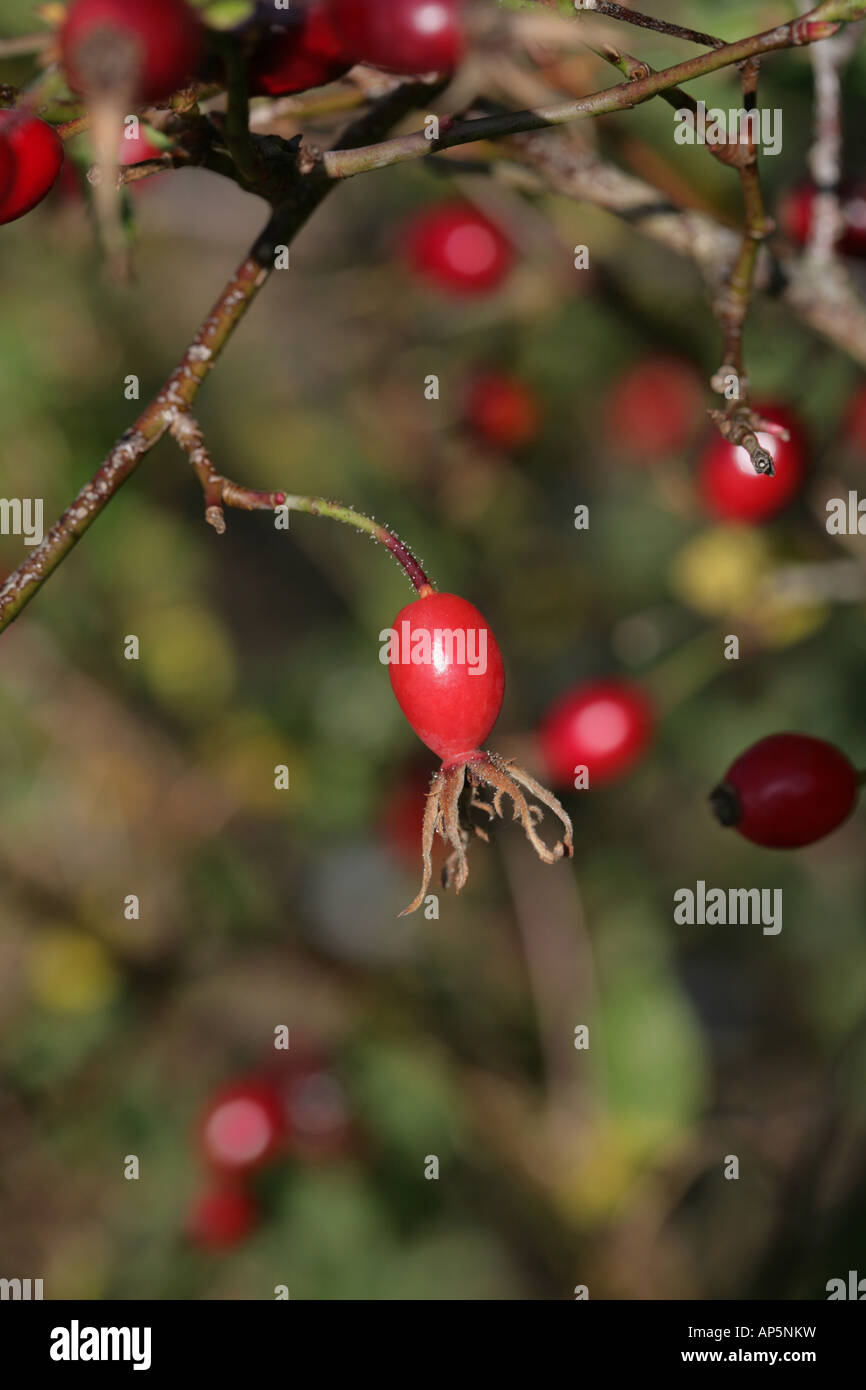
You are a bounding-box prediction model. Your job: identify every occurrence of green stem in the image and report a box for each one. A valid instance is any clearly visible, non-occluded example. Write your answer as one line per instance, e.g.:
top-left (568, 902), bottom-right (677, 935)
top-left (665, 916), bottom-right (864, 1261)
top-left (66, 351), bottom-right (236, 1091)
top-left (280, 495), bottom-right (433, 594)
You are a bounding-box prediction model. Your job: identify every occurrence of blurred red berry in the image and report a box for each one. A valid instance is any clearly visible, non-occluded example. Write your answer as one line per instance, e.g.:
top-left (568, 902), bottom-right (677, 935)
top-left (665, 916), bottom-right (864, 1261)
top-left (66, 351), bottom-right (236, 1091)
top-left (0, 113), bottom-right (64, 225)
top-left (200, 1078), bottom-right (286, 1174)
top-left (249, 3), bottom-right (351, 97)
top-left (465, 372), bottom-right (542, 451)
top-left (0, 133), bottom-right (13, 205)
top-left (540, 680), bottom-right (654, 788)
top-left (388, 591), bottom-right (505, 761)
top-left (844, 382), bottom-right (866, 450)
top-left (605, 357), bottom-right (705, 460)
top-left (711, 733), bottom-right (859, 848)
top-left (188, 1183), bottom-right (257, 1251)
top-left (326, 0), bottom-right (463, 74)
top-left (781, 181), bottom-right (866, 258)
top-left (61, 0), bottom-right (203, 104)
top-left (699, 404), bottom-right (806, 523)
top-left (381, 762), bottom-right (436, 863)
top-left (404, 202), bottom-right (513, 296)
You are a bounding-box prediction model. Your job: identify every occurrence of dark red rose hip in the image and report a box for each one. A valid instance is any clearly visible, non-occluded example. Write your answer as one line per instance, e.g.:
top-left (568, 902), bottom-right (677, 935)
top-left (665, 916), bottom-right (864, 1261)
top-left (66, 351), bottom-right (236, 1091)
top-left (710, 732), bottom-right (859, 848)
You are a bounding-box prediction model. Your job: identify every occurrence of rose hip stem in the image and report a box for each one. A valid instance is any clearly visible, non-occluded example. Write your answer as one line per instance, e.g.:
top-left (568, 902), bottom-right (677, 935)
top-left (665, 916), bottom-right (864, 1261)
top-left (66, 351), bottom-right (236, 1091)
top-left (278, 494), bottom-right (434, 594)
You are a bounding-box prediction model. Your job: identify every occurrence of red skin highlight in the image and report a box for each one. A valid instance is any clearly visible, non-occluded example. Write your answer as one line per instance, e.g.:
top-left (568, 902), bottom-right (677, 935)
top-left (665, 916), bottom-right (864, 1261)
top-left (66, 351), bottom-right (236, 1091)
top-left (387, 592), bottom-right (505, 761)
top-left (540, 680), bottom-right (654, 788)
top-left (325, 0), bottom-right (464, 75)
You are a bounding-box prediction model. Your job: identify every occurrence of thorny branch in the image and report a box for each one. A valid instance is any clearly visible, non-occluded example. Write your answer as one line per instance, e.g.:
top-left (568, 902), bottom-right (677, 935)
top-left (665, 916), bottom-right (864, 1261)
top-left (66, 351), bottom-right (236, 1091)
top-left (708, 58), bottom-right (778, 477)
top-left (1, 3), bottom-right (866, 634)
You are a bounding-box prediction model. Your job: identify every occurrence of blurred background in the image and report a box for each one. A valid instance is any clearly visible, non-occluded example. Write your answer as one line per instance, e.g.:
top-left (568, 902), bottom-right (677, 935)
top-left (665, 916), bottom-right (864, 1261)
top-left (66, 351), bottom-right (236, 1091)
top-left (1, 0), bottom-right (865, 1299)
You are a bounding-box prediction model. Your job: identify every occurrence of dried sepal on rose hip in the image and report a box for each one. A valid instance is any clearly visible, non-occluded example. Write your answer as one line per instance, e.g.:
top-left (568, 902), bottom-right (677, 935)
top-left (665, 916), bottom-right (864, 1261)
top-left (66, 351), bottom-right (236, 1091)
top-left (384, 588), bottom-right (573, 915)
top-left (710, 733), bottom-right (861, 848)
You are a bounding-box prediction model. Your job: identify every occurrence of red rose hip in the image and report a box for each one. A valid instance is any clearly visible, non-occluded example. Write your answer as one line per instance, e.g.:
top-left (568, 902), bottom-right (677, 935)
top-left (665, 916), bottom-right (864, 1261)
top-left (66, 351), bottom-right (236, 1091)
top-left (200, 1078), bottom-right (286, 1174)
top-left (540, 680), bottom-right (654, 788)
top-left (61, 0), bottom-right (203, 104)
top-left (0, 133), bottom-right (13, 205)
top-left (605, 357), bottom-right (705, 460)
top-left (249, 4), bottom-right (351, 97)
top-left (404, 202), bottom-right (513, 296)
top-left (386, 587), bottom-right (572, 913)
top-left (0, 113), bottom-right (65, 225)
top-left (699, 404), bottom-right (806, 522)
top-left (386, 591), bottom-right (504, 762)
top-left (326, 0), bottom-right (463, 74)
top-left (781, 181), bottom-right (866, 259)
top-left (189, 1184), bottom-right (257, 1250)
top-left (465, 371), bottom-right (541, 451)
top-left (710, 733), bottom-right (859, 848)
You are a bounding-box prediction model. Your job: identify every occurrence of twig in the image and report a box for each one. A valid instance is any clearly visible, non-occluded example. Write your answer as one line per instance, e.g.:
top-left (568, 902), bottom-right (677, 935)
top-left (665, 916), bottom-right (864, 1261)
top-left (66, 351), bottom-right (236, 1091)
top-left (801, 3), bottom-right (861, 263)
top-left (573, 0), bottom-right (725, 49)
top-left (0, 32), bottom-right (51, 58)
top-left (168, 414), bottom-right (433, 591)
top-left (0, 79), bottom-right (439, 635)
top-left (321, 13), bottom-right (840, 179)
top-left (506, 130), bottom-right (866, 370)
top-left (707, 58), bottom-right (777, 473)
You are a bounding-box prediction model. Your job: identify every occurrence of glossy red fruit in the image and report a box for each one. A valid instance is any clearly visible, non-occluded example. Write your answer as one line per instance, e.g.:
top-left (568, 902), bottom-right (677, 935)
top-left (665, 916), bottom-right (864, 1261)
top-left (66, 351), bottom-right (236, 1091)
top-left (0, 113), bottom-right (65, 225)
top-left (466, 371), bottom-right (541, 451)
top-left (387, 591), bottom-right (505, 762)
top-left (326, 0), bottom-right (463, 74)
top-left (404, 202), bottom-right (513, 296)
top-left (605, 357), bottom-right (705, 460)
top-left (200, 1078), bottom-right (285, 1174)
top-left (189, 1184), bottom-right (257, 1251)
top-left (0, 133), bottom-right (13, 205)
top-left (540, 680), bottom-right (653, 788)
top-left (781, 181), bottom-right (866, 259)
top-left (61, 0), bottom-right (203, 104)
top-left (710, 733), bottom-right (859, 848)
top-left (699, 403), bottom-right (806, 523)
top-left (249, 4), bottom-right (351, 97)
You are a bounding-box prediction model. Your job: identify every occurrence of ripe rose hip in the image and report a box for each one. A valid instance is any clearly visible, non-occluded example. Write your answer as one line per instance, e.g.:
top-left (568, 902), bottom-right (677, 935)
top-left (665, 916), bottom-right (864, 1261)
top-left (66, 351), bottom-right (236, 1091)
top-left (781, 181), bottom-right (866, 259)
top-left (388, 592), bottom-right (504, 761)
top-left (249, 4), bottom-right (351, 97)
top-left (326, 0), bottom-right (463, 74)
top-left (200, 1078), bottom-right (285, 1174)
top-left (404, 202), bottom-right (513, 296)
top-left (188, 1184), bottom-right (257, 1251)
top-left (605, 357), bottom-right (705, 460)
top-left (0, 113), bottom-right (65, 225)
top-left (61, 0), bottom-right (203, 104)
top-left (465, 371), bottom-right (541, 451)
top-left (0, 133), bottom-right (13, 205)
top-left (385, 588), bottom-right (572, 912)
top-left (699, 404), bottom-right (806, 523)
top-left (539, 680), bottom-right (654, 788)
top-left (710, 733), bottom-right (859, 848)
